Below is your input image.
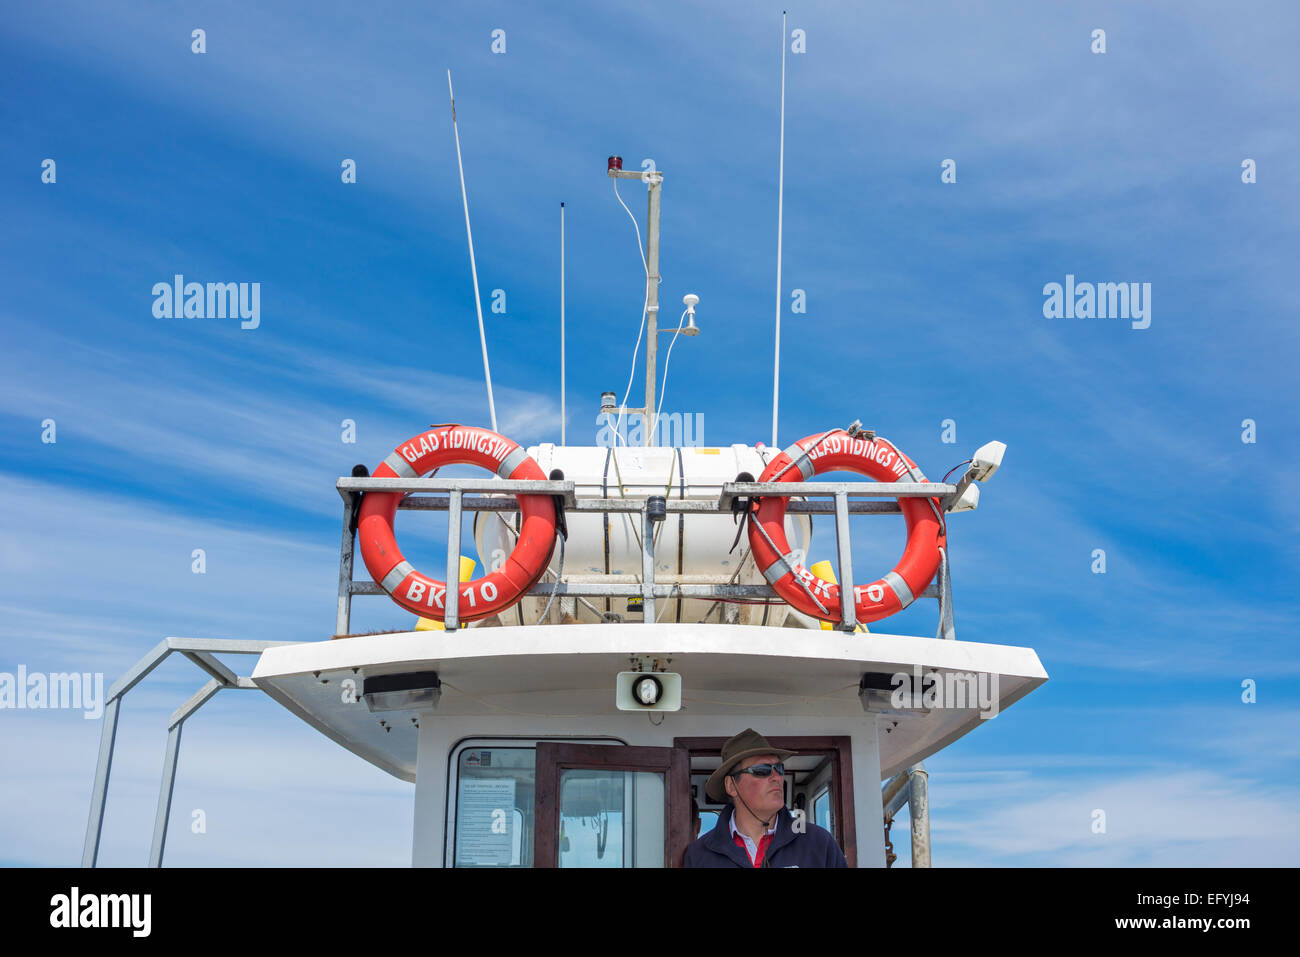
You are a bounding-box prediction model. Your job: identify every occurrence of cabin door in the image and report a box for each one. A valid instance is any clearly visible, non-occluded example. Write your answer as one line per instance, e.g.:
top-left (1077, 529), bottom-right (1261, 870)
top-left (534, 743), bottom-right (691, 868)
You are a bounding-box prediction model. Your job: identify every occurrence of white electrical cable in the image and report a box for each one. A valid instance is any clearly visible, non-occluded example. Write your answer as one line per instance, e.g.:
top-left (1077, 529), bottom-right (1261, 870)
top-left (652, 307), bottom-right (689, 441)
top-left (614, 176), bottom-right (648, 270)
top-left (612, 177), bottom-right (652, 447)
top-left (538, 534), bottom-right (566, 624)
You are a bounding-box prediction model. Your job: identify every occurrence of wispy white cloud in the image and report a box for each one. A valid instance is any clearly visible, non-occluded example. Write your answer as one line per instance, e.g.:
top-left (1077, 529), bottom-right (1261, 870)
top-left (895, 699), bottom-right (1300, 866)
top-left (0, 700), bottom-right (412, 867)
top-left (0, 476), bottom-right (334, 660)
top-left (928, 767), bottom-right (1300, 866)
top-left (0, 476), bottom-right (425, 866)
top-left (884, 758), bottom-right (1300, 867)
top-left (0, 316), bottom-right (562, 519)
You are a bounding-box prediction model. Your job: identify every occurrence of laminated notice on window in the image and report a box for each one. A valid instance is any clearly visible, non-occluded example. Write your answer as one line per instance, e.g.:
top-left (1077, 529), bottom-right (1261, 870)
top-left (456, 778), bottom-right (516, 865)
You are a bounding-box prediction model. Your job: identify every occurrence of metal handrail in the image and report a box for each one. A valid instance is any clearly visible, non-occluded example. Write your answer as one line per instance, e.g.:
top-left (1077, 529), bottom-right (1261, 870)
top-left (82, 637), bottom-right (298, 869)
top-left (333, 475), bottom-right (961, 638)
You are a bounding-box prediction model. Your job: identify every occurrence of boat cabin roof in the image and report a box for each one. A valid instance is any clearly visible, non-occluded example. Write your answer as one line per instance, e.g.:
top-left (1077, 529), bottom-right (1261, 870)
top-left (251, 623), bottom-right (1047, 782)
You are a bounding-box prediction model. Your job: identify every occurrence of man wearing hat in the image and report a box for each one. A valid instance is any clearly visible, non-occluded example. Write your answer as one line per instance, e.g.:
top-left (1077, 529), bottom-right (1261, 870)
top-left (683, 728), bottom-right (848, 868)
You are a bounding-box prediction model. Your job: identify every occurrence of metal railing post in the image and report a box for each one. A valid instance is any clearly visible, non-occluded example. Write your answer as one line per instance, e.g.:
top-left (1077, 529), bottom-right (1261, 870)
top-left (147, 676), bottom-right (229, 867)
top-left (641, 504), bottom-right (656, 622)
top-left (81, 695), bottom-right (121, 867)
top-left (445, 488), bottom-right (463, 630)
top-left (936, 547), bottom-right (955, 640)
top-left (909, 766), bottom-right (931, 867)
top-left (833, 491), bottom-right (857, 631)
top-left (148, 724), bottom-right (183, 868)
top-left (337, 496), bottom-right (356, 635)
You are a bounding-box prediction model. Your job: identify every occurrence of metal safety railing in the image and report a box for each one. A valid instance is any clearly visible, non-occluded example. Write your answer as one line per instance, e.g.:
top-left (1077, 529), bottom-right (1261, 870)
top-left (334, 476), bottom-right (967, 637)
top-left (881, 763), bottom-right (931, 867)
top-left (81, 637), bottom-right (299, 868)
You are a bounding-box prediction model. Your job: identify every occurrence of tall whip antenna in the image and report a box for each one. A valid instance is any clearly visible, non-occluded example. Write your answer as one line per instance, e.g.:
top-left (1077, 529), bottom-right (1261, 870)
top-left (771, 12), bottom-right (788, 449)
top-left (447, 69), bottom-right (498, 433)
top-left (560, 202), bottom-right (567, 445)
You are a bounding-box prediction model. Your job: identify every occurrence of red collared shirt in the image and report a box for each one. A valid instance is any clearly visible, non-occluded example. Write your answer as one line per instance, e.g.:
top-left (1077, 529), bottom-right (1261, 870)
top-left (729, 813), bottom-right (777, 867)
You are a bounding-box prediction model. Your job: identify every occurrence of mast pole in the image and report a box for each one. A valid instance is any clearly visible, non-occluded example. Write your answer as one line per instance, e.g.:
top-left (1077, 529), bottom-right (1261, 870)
top-left (644, 171), bottom-right (662, 446)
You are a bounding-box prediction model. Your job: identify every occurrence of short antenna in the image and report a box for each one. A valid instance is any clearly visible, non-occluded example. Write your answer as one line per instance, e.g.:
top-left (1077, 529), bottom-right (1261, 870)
top-left (447, 69), bottom-right (498, 433)
top-left (560, 202), bottom-right (567, 445)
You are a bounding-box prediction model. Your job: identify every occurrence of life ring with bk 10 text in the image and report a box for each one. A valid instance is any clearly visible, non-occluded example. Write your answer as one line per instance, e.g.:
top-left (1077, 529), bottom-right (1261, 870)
top-left (357, 425), bottom-right (556, 623)
top-left (747, 429), bottom-right (945, 624)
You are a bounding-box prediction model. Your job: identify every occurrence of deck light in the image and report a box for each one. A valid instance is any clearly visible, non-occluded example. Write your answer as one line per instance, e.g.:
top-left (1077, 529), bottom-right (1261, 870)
top-left (363, 671), bottom-right (441, 713)
top-left (950, 484), bottom-right (980, 512)
top-left (970, 441), bottom-right (1006, 482)
top-left (858, 671), bottom-right (931, 717)
top-left (601, 391), bottom-right (617, 411)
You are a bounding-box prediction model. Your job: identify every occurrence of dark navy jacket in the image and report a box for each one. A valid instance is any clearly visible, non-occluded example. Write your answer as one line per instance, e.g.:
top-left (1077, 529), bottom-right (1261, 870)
top-left (683, 805), bottom-right (848, 868)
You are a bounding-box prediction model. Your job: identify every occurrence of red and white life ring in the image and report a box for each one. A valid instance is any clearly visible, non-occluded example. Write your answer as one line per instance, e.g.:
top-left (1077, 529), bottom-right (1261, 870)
top-left (357, 425), bottom-right (556, 623)
top-left (748, 430), bottom-right (945, 624)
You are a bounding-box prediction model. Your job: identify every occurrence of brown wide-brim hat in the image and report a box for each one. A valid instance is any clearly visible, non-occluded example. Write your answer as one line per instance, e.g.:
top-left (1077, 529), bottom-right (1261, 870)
top-left (705, 728), bottom-right (797, 803)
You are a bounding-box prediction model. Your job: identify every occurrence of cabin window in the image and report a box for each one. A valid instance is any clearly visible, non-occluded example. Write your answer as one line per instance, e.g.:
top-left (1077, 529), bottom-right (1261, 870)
top-left (557, 769), bottom-right (665, 867)
top-left (697, 808), bottom-right (720, 835)
top-left (452, 747), bottom-right (535, 867)
top-left (812, 786), bottom-right (834, 833)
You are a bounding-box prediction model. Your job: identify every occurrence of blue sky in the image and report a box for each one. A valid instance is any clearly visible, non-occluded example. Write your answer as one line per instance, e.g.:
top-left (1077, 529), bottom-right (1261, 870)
top-left (2, 0), bottom-right (1297, 866)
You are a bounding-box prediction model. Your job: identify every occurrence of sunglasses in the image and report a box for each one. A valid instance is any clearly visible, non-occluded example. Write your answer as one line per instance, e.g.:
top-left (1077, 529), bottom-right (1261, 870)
top-left (732, 762), bottom-right (786, 779)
